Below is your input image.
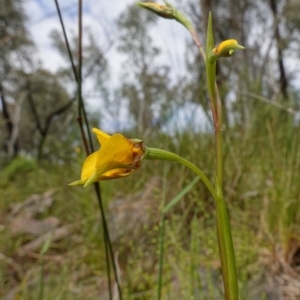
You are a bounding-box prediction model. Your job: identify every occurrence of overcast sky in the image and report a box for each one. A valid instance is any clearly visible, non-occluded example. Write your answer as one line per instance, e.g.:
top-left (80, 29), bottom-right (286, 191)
top-left (25, 0), bottom-right (189, 76)
top-left (23, 0), bottom-right (300, 132)
top-left (22, 0), bottom-right (211, 132)
top-left (25, 0), bottom-right (136, 73)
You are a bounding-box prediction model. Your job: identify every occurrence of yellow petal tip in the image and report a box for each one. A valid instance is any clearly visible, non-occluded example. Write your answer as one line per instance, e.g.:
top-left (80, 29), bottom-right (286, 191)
top-left (83, 172), bottom-right (98, 188)
top-left (69, 179), bottom-right (85, 186)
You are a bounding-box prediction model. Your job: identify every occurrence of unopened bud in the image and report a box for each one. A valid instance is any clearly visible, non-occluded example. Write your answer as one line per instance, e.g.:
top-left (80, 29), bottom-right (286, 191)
top-left (138, 1), bottom-right (202, 50)
top-left (136, 2), bottom-right (174, 19)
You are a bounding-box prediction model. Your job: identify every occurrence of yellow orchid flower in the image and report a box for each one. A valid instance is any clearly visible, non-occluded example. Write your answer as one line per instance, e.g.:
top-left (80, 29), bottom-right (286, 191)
top-left (213, 39), bottom-right (245, 58)
top-left (69, 128), bottom-right (145, 187)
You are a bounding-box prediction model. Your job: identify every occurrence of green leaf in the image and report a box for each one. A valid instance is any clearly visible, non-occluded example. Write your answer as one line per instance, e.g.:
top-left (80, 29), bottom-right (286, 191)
top-left (163, 177), bottom-right (200, 213)
top-left (40, 234), bottom-right (53, 255)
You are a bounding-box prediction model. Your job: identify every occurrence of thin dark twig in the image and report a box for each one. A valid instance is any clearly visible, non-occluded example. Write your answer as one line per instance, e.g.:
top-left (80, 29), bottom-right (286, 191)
top-left (94, 183), bottom-right (123, 300)
top-left (54, 0), bottom-right (78, 83)
top-left (77, 2), bottom-right (114, 299)
top-left (75, 0), bottom-right (90, 157)
top-left (94, 183), bottom-right (112, 299)
top-left (54, 1), bottom-right (121, 299)
top-left (76, 0), bottom-right (94, 154)
top-left (77, 0), bottom-right (83, 118)
top-left (78, 6), bottom-right (122, 297)
top-left (54, 0), bottom-right (93, 156)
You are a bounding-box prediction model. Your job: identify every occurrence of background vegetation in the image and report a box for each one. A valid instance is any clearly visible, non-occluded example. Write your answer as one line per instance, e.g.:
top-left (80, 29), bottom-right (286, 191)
top-left (1, 0), bottom-right (300, 299)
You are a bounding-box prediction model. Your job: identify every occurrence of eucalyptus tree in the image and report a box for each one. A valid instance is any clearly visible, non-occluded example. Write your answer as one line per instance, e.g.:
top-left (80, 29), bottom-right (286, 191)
top-left (0, 0), bottom-right (76, 161)
top-left (0, 0), bottom-right (34, 158)
top-left (117, 4), bottom-right (180, 135)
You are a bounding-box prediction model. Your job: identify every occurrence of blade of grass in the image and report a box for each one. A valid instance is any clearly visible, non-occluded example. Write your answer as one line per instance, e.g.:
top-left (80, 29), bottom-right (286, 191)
top-left (38, 235), bottom-right (52, 300)
top-left (163, 177), bottom-right (200, 213)
top-left (157, 208), bottom-right (166, 300)
top-left (157, 166), bottom-right (170, 299)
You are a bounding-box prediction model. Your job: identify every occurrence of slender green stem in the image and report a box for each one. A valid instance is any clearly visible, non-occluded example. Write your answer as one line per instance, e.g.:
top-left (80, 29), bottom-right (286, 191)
top-left (205, 12), bottom-right (238, 299)
top-left (146, 147), bottom-right (238, 298)
top-left (215, 86), bottom-right (223, 190)
top-left (187, 28), bottom-right (205, 62)
top-left (215, 123), bottom-right (223, 191)
top-left (205, 16), bottom-right (220, 185)
top-left (215, 193), bottom-right (238, 300)
top-left (178, 153), bottom-right (238, 299)
top-left (145, 148), bottom-right (218, 202)
top-left (198, 46), bottom-right (206, 63)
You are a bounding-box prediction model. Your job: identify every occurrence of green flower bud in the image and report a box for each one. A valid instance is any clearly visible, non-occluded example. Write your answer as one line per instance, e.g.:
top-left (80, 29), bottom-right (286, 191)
top-left (137, 1), bottom-right (203, 51)
top-left (136, 2), bottom-right (174, 19)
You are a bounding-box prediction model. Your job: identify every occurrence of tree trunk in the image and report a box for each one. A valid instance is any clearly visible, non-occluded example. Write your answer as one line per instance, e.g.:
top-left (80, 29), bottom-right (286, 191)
top-left (270, 0), bottom-right (288, 99)
top-left (0, 83), bottom-right (19, 158)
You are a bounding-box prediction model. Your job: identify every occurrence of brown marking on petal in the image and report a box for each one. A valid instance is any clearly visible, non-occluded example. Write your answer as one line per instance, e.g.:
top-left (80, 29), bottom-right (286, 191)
top-left (131, 142), bottom-right (145, 169)
top-left (213, 43), bottom-right (220, 54)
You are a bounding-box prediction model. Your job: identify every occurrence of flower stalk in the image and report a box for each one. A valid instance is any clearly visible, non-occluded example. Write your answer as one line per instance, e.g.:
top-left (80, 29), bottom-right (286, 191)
top-left (137, 1), bottom-right (206, 61)
top-left (205, 12), bottom-right (244, 300)
top-left (145, 147), bottom-right (218, 201)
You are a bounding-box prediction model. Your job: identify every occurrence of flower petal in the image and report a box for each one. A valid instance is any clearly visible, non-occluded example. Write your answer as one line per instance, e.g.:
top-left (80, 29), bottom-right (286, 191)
top-left (94, 161), bottom-right (134, 179)
top-left (92, 128), bottom-right (111, 145)
top-left (84, 163), bottom-right (134, 187)
top-left (81, 150), bottom-right (99, 180)
top-left (97, 172), bottom-right (131, 181)
top-left (102, 168), bottom-right (132, 178)
top-left (96, 134), bottom-right (134, 168)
